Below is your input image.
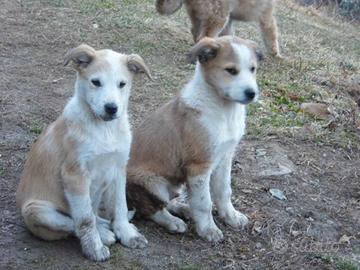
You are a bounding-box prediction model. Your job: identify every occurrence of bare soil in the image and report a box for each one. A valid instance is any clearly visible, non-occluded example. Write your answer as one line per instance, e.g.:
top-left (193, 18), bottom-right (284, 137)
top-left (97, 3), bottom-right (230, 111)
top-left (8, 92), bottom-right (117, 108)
top-left (1, 0), bottom-right (359, 269)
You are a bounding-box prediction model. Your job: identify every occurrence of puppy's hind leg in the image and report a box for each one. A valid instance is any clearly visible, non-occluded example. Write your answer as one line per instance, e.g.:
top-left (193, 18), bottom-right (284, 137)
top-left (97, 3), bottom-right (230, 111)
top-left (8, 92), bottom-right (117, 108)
top-left (96, 216), bottom-right (116, 246)
top-left (151, 208), bottom-right (187, 233)
top-left (21, 200), bottom-right (74, 241)
top-left (127, 169), bottom-right (187, 233)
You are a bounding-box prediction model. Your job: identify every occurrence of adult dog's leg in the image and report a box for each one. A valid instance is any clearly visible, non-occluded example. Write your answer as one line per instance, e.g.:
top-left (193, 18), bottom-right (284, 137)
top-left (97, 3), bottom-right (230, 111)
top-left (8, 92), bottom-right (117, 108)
top-left (21, 199), bottom-right (74, 240)
top-left (219, 18), bottom-right (233, 36)
top-left (188, 172), bottom-right (223, 242)
top-left (259, 7), bottom-right (281, 58)
top-left (210, 153), bottom-right (248, 229)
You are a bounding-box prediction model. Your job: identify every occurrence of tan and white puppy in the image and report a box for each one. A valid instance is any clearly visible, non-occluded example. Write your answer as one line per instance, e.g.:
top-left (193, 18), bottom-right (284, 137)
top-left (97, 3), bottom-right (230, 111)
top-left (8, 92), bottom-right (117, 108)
top-left (156, 0), bottom-right (281, 58)
top-left (127, 36), bottom-right (261, 242)
top-left (16, 44), bottom-right (152, 261)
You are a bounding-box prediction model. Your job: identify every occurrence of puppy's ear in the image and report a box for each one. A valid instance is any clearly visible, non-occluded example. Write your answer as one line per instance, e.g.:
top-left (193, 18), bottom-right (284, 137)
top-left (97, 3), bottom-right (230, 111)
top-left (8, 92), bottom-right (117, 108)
top-left (64, 44), bottom-right (96, 69)
top-left (246, 40), bottom-right (263, 62)
top-left (188, 37), bottom-right (220, 64)
top-left (127, 54), bottom-right (153, 80)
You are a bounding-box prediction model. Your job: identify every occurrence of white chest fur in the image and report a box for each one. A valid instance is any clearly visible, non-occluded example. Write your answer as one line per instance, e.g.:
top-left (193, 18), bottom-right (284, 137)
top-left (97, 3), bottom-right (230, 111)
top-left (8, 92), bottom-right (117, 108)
top-left (200, 103), bottom-right (246, 166)
top-left (64, 97), bottom-right (131, 185)
top-left (181, 67), bottom-right (247, 167)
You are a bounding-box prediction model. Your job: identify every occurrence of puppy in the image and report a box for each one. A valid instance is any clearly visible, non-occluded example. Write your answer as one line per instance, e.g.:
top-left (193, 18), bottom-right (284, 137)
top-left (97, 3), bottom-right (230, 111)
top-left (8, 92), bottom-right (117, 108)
top-left (156, 0), bottom-right (282, 58)
top-left (16, 44), bottom-right (152, 261)
top-left (127, 36), bottom-right (261, 242)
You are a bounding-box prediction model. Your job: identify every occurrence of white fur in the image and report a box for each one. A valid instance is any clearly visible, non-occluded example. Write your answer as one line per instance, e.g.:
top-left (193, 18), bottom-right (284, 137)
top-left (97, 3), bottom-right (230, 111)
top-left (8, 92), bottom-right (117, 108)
top-left (63, 50), bottom-right (148, 255)
top-left (151, 208), bottom-right (187, 233)
top-left (226, 44), bottom-right (259, 103)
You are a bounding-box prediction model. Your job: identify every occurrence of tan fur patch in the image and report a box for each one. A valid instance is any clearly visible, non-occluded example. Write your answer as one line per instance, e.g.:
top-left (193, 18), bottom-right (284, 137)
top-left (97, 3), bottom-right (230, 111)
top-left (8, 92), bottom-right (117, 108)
top-left (127, 98), bottom-right (212, 216)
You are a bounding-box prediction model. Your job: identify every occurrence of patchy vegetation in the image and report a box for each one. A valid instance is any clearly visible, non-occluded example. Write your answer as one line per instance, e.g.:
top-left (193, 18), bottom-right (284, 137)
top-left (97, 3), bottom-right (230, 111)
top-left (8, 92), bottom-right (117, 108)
top-left (0, 0), bottom-right (359, 269)
top-left (296, 0), bottom-right (360, 20)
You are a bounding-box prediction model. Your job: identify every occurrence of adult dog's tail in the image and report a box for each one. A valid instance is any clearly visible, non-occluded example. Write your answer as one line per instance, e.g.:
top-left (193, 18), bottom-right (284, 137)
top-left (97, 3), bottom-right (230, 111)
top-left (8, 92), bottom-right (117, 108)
top-left (156, 0), bottom-right (184, 15)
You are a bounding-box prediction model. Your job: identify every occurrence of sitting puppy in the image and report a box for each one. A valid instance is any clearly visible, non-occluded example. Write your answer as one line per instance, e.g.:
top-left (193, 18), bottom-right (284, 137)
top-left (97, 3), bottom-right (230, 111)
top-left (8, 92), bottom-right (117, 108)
top-left (16, 44), bottom-right (151, 261)
top-left (127, 36), bottom-right (261, 242)
top-left (156, 0), bottom-right (282, 58)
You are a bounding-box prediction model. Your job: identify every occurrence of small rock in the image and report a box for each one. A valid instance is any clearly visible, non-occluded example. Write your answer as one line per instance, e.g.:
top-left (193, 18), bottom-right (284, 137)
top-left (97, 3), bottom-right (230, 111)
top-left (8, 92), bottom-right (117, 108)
top-left (255, 148), bottom-right (267, 157)
top-left (338, 234), bottom-right (353, 244)
top-left (269, 188), bottom-right (287, 200)
top-left (255, 242), bottom-right (263, 249)
top-left (252, 221), bottom-right (263, 235)
top-left (300, 102), bottom-right (332, 120)
top-left (285, 207), bottom-right (295, 215)
top-left (291, 230), bottom-right (301, 237)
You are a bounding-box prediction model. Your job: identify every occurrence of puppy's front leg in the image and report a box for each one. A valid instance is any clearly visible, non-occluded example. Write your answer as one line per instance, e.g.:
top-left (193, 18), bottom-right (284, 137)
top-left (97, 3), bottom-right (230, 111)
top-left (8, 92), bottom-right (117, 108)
top-left (211, 153), bottom-right (248, 229)
top-left (62, 162), bottom-right (109, 262)
top-left (112, 168), bottom-right (148, 249)
top-left (188, 172), bottom-right (223, 242)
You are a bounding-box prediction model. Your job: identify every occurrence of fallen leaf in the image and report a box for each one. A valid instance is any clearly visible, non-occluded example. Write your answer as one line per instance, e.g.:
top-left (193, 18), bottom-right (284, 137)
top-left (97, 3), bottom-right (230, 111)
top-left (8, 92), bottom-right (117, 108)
top-left (300, 102), bottom-right (331, 120)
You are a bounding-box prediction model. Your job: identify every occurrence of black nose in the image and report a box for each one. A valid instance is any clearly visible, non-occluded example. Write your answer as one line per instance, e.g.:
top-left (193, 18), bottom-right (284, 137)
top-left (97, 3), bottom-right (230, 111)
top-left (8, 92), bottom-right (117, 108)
top-left (104, 103), bottom-right (118, 115)
top-left (244, 88), bottom-right (256, 100)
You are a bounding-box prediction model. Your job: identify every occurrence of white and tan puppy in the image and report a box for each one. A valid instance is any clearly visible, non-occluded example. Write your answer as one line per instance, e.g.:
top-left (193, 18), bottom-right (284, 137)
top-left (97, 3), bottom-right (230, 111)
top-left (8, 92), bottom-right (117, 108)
top-left (16, 44), bottom-right (152, 261)
top-left (127, 36), bottom-right (261, 242)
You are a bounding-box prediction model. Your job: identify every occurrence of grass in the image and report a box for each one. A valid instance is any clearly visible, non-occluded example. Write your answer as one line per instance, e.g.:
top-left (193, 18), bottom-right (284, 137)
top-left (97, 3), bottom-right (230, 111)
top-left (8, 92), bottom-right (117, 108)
top-left (313, 254), bottom-right (359, 270)
top-left (29, 123), bottom-right (43, 135)
top-left (27, 0), bottom-right (359, 151)
top-left (177, 265), bottom-right (201, 270)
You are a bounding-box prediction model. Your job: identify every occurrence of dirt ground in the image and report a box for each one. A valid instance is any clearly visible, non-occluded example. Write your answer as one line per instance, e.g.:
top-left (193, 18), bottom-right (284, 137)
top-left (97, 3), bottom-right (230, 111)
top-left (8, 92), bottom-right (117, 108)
top-left (1, 0), bottom-right (359, 269)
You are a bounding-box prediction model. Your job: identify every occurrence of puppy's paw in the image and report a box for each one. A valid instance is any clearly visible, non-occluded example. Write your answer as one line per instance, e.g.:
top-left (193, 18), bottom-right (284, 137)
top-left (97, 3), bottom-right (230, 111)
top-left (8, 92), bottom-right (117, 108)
top-left (125, 234), bottom-right (148, 249)
top-left (222, 210), bottom-right (249, 229)
top-left (97, 217), bottom-right (116, 246)
top-left (167, 217), bottom-right (187, 233)
top-left (83, 245), bottom-right (110, 262)
top-left (114, 222), bottom-right (148, 249)
top-left (198, 225), bottom-right (223, 242)
top-left (98, 226), bottom-right (116, 246)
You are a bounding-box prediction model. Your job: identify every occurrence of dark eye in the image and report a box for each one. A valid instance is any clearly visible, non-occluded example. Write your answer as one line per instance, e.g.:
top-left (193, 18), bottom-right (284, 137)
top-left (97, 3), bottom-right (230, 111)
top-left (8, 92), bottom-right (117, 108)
top-left (225, 68), bottom-right (238, 75)
top-left (91, 79), bottom-right (101, 87)
top-left (250, 66), bottom-right (256, 73)
top-left (119, 81), bottom-right (126, 88)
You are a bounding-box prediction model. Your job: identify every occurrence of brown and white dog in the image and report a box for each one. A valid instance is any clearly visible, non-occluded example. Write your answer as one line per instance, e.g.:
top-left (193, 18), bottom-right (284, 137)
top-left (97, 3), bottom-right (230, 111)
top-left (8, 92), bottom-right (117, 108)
top-left (16, 44), bottom-right (151, 261)
top-left (156, 0), bottom-right (282, 58)
top-left (127, 36), bottom-right (261, 242)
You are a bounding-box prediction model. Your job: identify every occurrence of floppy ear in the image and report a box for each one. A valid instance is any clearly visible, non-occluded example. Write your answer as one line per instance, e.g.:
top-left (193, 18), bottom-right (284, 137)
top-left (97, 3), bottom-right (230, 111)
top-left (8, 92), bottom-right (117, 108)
top-left (246, 40), bottom-right (264, 62)
top-left (127, 54), bottom-right (153, 80)
top-left (188, 37), bottom-right (220, 64)
top-left (64, 44), bottom-right (96, 69)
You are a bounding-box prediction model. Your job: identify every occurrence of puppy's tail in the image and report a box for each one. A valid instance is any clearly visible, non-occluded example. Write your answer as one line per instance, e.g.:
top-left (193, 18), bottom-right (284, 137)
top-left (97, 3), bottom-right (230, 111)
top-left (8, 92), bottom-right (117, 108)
top-left (156, 0), bottom-right (184, 15)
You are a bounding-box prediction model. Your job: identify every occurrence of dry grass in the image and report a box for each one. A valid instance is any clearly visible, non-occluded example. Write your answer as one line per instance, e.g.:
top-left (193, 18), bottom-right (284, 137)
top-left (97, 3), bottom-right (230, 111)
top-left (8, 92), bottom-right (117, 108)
top-left (31, 0), bottom-right (360, 151)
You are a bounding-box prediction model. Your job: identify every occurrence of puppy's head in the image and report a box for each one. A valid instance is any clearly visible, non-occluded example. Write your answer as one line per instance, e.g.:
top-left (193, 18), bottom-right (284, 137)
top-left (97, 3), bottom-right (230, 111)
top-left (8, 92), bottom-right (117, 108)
top-left (188, 36), bottom-right (262, 105)
top-left (64, 44), bottom-right (151, 121)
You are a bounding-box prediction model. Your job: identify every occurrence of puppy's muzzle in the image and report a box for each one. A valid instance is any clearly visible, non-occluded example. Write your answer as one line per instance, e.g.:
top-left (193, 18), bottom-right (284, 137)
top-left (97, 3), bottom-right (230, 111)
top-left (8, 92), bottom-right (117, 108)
top-left (103, 103), bottom-right (118, 121)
